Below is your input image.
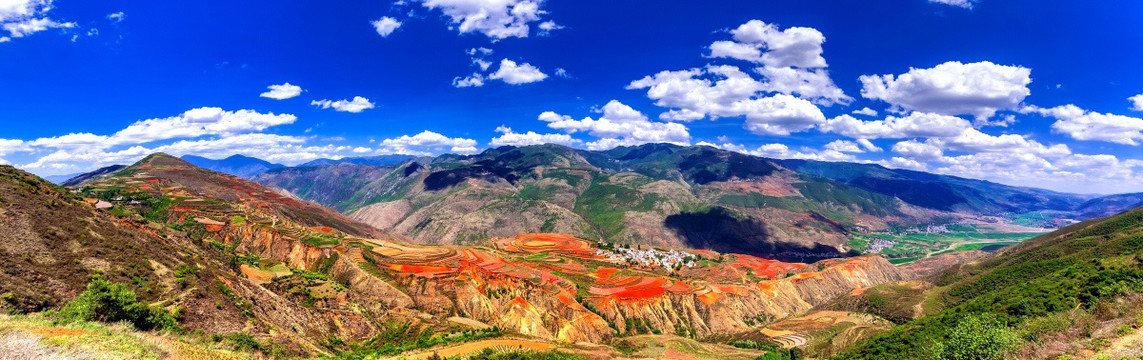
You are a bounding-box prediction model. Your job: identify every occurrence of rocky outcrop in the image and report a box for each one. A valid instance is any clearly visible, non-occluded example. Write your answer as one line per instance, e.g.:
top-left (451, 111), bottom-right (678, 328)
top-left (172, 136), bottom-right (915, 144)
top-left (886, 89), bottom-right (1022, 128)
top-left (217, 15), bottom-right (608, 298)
top-left (588, 256), bottom-right (908, 338)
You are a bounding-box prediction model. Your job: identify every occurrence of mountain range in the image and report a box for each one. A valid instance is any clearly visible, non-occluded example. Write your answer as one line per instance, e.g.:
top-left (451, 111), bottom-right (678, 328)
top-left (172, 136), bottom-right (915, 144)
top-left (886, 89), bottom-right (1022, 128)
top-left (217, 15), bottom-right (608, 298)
top-left (2, 150), bottom-right (1143, 359)
top-left (249, 143), bottom-right (1141, 260)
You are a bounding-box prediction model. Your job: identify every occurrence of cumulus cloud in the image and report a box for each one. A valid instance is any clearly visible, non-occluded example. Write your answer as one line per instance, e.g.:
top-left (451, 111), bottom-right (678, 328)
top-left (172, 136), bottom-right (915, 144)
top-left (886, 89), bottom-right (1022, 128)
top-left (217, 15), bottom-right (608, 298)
top-left (627, 65), bottom-right (825, 134)
top-left (0, 0), bottom-right (75, 40)
top-left (538, 100), bottom-right (690, 150)
top-left (703, 141), bottom-right (856, 162)
top-left (740, 94), bottom-right (826, 136)
top-left (371, 16), bottom-right (402, 37)
top-left (705, 20), bottom-right (849, 105)
top-left (537, 20), bottom-right (563, 35)
top-left (311, 96), bottom-right (376, 113)
top-left (819, 112), bottom-right (972, 139)
top-left (489, 125), bottom-right (580, 147)
top-left (259, 83), bottom-right (303, 100)
top-left (1129, 94), bottom-right (1143, 112)
top-left (825, 139), bottom-right (882, 153)
top-left (455, 56), bottom-right (547, 87)
top-left (488, 59), bottom-right (548, 85)
top-left (891, 139), bottom-right (944, 160)
top-left (415, 0), bottom-right (548, 40)
top-left (1022, 104), bottom-right (1143, 145)
top-left (712, 20), bottom-right (827, 68)
top-left (859, 61), bottom-right (1031, 120)
top-left (929, 0), bottom-right (978, 9)
top-left (13, 107), bottom-right (348, 172)
top-left (852, 107), bottom-right (878, 117)
top-left (110, 107), bottom-right (297, 145)
top-left (452, 73), bottom-right (485, 88)
top-left (377, 130), bottom-right (478, 155)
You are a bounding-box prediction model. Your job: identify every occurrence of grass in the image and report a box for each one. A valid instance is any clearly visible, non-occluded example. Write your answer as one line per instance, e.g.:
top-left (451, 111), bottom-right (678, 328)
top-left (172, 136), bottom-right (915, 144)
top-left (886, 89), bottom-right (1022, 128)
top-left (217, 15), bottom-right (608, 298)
top-left (0, 313), bottom-right (245, 360)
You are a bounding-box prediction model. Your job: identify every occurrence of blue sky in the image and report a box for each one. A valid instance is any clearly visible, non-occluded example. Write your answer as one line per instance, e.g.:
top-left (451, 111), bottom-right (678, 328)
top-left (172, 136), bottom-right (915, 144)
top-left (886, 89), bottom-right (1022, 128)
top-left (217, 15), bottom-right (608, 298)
top-left (2, 0), bottom-right (1143, 194)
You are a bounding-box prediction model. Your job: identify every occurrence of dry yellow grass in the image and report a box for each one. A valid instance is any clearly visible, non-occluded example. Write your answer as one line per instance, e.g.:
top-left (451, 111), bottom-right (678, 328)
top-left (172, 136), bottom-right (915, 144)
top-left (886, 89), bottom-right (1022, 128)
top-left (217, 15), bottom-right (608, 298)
top-left (395, 338), bottom-right (555, 359)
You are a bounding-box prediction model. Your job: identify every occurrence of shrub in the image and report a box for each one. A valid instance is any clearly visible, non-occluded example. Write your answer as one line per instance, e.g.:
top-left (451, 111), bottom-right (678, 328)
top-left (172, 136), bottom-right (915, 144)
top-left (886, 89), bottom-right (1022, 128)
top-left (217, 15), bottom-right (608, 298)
top-left (59, 276), bottom-right (178, 331)
top-left (926, 314), bottom-right (1021, 360)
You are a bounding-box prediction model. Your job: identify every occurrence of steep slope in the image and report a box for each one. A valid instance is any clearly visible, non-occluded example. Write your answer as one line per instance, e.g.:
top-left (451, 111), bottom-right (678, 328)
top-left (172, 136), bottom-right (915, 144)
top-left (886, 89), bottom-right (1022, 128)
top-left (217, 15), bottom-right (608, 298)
top-left (252, 163), bottom-right (400, 213)
top-left (2, 155), bottom-right (926, 358)
top-left (181, 154), bottom-right (285, 178)
top-left (1073, 192), bottom-right (1143, 219)
top-left (777, 159), bottom-right (1101, 226)
top-left (835, 205), bottom-right (1143, 359)
top-left (59, 164), bottom-right (125, 187)
top-left (122, 153), bottom-right (382, 238)
top-left (261, 144), bottom-right (919, 259)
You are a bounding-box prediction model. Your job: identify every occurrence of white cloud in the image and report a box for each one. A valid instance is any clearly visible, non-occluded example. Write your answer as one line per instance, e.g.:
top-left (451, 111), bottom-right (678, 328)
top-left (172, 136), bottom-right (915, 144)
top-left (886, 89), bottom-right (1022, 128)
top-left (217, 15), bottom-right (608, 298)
top-left (852, 107), bottom-right (878, 117)
top-left (311, 96), bottom-right (376, 113)
top-left (929, 0), bottom-right (977, 9)
top-left (259, 82), bottom-right (303, 100)
top-left (1129, 94), bottom-right (1143, 112)
top-left (753, 66), bottom-right (850, 105)
top-left (825, 139), bottom-right (882, 154)
top-left (416, 0), bottom-right (548, 40)
top-left (377, 130), bottom-right (478, 155)
top-left (627, 65), bottom-right (826, 135)
top-left (856, 138), bottom-right (882, 152)
top-left (30, 133), bottom-right (108, 149)
top-left (0, 139), bottom-right (27, 157)
top-left (712, 20), bottom-right (828, 68)
top-left (106, 11), bottom-right (125, 23)
top-left (891, 139), bottom-right (944, 160)
top-left (820, 112), bottom-right (972, 139)
top-left (880, 157), bottom-right (928, 171)
top-left (489, 125), bottom-right (580, 147)
top-left (3, 16), bottom-right (72, 38)
top-left (538, 100), bottom-right (690, 150)
top-left (537, 20), bottom-right (563, 35)
top-left (488, 59), bottom-right (548, 85)
top-left (859, 61), bottom-right (1031, 120)
top-left (0, 1), bottom-right (74, 39)
top-left (371, 16), bottom-right (402, 37)
top-left (740, 94), bottom-right (826, 136)
top-left (1023, 104), bottom-right (1143, 145)
top-left (452, 73), bottom-right (485, 88)
top-left (110, 107), bottom-right (297, 145)
top-left (704, 20), bottom-right (849, 106)
top-left (707, 142), bottom-right (856, 162)
top-left (554, 68), bottom-right (569, 78)
top-left (824, 140), bottom-right (864, 153)
top-left (466, 47), bottom-right (493, 56)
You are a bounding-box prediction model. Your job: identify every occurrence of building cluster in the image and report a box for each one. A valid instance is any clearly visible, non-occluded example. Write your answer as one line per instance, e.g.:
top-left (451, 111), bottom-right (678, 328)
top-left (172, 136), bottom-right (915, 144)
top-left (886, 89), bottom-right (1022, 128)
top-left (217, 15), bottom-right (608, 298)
top-left (864, 238), bottom-right (897, 254)
top-left (597, 247), bottom-right (696, 269)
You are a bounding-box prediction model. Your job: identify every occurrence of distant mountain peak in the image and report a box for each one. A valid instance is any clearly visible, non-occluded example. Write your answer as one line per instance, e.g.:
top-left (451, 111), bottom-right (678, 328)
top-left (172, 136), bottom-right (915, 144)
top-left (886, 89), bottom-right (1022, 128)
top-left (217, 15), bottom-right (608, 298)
top-left (178, 153), bottom-right (285, 179)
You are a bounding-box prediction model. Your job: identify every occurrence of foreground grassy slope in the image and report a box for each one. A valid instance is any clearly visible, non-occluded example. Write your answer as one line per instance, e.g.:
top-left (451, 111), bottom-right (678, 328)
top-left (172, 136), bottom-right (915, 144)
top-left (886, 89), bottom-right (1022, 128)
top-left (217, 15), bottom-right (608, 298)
top-left (835, 207), bottom-right (1143, 359)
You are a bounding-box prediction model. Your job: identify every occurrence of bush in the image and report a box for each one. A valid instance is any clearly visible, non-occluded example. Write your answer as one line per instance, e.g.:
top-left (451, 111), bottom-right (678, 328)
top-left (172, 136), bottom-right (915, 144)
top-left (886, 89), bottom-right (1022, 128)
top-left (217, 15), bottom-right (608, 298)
top-left (468, 348), bottom-right (584, 360)
top-left (59, 276), bottom-right (178, 331)
top-left (926, 314), bottom-right (1020, 360)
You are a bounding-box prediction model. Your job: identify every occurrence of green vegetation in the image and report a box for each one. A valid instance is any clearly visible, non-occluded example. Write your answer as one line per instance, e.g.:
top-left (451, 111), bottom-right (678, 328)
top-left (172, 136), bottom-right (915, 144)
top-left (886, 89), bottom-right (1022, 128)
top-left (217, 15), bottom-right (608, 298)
top-left (573, 176), bottom-right (662, 239)
top-left (330, 322), bottom-right (502, 359)
top-left (836, 208), bottom-right (1143, 359)
top-left (465, 348), bottom-right (584, 360)
top-left (58, 276), bottom-right (178, 332)
top-left (925, 315), bottom-right (1021, 360)
top-left (850, 226), bottom-right (1042, 263)
top-left (729, 340), bottom-right (803, 360)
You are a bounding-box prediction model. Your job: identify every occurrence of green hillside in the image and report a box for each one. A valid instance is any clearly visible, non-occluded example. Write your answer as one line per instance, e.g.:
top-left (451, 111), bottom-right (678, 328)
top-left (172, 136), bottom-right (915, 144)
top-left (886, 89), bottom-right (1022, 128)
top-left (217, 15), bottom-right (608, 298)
top-left (836, 207), bottom-right (1143, 359)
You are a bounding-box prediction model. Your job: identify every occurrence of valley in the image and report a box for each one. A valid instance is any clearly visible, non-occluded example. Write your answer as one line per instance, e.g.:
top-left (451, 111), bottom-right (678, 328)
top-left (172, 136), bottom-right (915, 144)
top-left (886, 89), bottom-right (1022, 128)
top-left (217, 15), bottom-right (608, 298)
top-left (3, 148), bottom-right (1142, 359)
